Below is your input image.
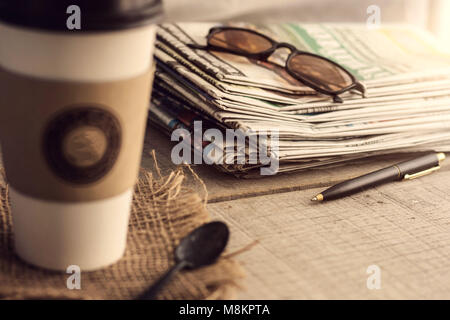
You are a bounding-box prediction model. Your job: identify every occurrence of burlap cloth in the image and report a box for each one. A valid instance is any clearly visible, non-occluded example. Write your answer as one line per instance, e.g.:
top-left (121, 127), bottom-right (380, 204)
top-left (0, 162), bottom-right (245, 300)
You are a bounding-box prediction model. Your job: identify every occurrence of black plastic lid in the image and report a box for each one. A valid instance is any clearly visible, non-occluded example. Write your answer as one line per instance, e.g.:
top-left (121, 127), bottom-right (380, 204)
top-left (0, 0), bottom-right (163, 32)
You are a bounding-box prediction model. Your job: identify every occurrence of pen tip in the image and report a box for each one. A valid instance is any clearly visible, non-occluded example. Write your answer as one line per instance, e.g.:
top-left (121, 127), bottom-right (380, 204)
top-left (311, 194), bottom-right (324, 202)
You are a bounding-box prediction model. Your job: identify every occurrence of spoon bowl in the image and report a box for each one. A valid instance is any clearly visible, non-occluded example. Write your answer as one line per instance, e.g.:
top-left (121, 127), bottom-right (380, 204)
top-left (137, 221), bottom-right (229, 300)
top-left (175, 221), bottom-right (229, 268)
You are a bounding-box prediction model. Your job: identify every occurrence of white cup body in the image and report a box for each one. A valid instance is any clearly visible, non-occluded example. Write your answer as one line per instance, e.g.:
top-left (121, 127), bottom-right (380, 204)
top-left (0, 23), bottom-right (156, 271)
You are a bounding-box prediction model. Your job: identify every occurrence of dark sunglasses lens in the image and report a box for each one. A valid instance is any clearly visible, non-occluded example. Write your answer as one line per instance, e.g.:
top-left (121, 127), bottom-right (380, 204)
top-left (208, 29), bottom-right (273, 54)
top-left (287, 53), bottom-right (354, 92)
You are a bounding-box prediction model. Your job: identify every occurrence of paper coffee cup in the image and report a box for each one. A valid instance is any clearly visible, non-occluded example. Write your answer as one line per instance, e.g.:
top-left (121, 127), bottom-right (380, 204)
top-left (0, 0), bottom-right (163, 271)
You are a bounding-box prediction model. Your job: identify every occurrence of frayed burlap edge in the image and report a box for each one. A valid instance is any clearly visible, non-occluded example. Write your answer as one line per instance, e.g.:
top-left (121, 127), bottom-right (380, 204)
top-left (0, 154), bottom-right (246, 300)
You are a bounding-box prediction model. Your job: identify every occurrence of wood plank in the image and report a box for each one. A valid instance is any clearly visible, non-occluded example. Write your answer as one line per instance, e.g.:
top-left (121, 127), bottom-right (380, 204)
top-left (142, 124), bottom-right (450, 202)
top-left (2, 124), bottom-right (448, 202)
top-left (208, 169), bottom-right (450, 299)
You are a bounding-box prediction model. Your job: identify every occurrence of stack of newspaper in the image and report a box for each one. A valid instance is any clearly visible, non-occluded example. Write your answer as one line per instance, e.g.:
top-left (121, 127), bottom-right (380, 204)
top-left (149, 22), bottom-right (450, 177)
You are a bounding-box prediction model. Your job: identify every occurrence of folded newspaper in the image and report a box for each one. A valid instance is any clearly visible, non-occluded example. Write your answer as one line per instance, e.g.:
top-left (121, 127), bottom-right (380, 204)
top-left (149, 22), bottom-right (450, 177)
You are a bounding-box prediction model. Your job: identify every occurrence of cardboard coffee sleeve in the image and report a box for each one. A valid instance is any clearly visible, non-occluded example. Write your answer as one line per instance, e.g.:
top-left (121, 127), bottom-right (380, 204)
top-left (0, 67), bottom-right (153, 202)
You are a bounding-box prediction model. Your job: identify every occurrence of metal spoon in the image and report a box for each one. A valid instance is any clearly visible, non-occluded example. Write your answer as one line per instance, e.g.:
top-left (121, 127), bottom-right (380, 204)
top-left (137, 221), bottom-right (230, 300)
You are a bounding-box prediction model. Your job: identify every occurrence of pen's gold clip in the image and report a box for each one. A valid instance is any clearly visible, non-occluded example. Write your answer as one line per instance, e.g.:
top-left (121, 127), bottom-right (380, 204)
top-left (403, 166), bottom-right (441, 180)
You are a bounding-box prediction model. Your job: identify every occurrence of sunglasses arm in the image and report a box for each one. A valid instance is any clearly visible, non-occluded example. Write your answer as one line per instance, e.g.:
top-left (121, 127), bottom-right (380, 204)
top-left (334, 81), bottom-right (366, 103)
top-left (354, 81), bottom-right (367, 98)
top-left (186, 43), bottom-right (209, 50)
top-left (333, 95), bottom-right (344, 103)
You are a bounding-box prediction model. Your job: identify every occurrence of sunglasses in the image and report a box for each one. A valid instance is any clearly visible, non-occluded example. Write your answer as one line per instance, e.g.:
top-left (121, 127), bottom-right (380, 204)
top-left (188, 26), bottom-right (366, 103)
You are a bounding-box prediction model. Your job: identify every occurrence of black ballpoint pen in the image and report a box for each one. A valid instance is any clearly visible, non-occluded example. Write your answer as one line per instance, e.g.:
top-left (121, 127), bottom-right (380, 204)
top-left (311, 152), bottom-right (446, 202)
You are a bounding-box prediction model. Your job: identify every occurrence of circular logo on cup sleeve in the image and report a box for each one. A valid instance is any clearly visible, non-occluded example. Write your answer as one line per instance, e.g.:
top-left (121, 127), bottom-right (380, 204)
top-left (43, 106), bottom-right (122, 184)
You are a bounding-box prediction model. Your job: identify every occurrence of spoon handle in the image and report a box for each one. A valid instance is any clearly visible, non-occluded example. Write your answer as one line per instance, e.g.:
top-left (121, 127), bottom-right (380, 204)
top-left (137, 260), bottom-right (187, 300)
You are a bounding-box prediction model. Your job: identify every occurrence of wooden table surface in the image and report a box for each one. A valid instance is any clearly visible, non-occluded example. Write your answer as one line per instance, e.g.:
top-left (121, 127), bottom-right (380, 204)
top-left (2, 124), bottom-right (450, 299)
